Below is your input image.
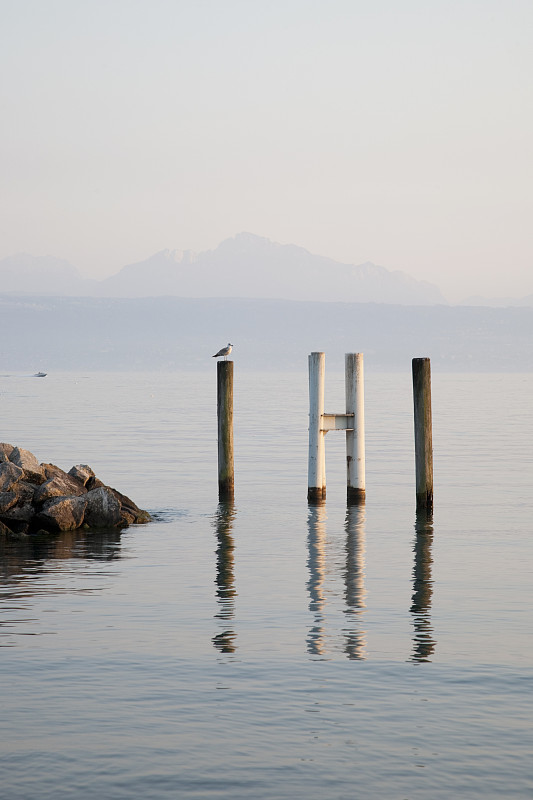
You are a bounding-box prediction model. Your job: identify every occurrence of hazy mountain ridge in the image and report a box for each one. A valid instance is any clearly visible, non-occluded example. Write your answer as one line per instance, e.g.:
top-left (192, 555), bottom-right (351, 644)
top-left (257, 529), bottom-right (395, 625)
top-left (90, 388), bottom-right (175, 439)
top-left (100, 249), bottom-right (198, 295)
top-left (1, 294), bottom-right (532, 372)
top-left (0, 253), bottom-right (98, 294)
top-left (101, 233), bottom-right (446, 304)
top-left (0, 234), bottom-right (445, 305)
top-left (2, 235), bottom-right (531, 306)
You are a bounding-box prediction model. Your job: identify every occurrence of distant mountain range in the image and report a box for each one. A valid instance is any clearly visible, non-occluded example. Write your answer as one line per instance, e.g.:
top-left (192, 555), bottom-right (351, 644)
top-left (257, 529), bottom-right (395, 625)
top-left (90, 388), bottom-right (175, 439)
top-left (0, 253), bottom-right (98, 295)
top-left (0, 233), bottom-right (446, 305)
top-left (3, 234), bottom-right (531, 307)
top-left (3, 236), bottom-right (532, 372)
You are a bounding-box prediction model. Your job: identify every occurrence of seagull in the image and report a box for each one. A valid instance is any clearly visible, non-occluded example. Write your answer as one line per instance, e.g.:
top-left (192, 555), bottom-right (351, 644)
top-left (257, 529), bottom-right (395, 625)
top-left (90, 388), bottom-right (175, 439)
top-left (212, 343), bottom-right (233, 360)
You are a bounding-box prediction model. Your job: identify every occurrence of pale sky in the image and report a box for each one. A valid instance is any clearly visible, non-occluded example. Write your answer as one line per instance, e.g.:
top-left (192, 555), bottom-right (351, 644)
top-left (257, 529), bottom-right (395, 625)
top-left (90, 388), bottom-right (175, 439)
top-left (1, 0), bottom-right (532, 301)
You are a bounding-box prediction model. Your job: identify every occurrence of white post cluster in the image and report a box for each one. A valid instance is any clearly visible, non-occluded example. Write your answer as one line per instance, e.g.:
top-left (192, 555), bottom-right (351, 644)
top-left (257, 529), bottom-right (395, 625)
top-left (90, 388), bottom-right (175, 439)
top-left (308, 352), bottom-right (366, 504)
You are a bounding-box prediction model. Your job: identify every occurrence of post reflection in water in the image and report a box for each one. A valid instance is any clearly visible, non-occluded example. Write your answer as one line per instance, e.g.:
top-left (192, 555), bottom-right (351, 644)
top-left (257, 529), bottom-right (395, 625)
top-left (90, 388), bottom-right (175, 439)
top-left (410, 510), bottom-right (436, 662)
top-left (306, 503), bottom-right (327, 656)
top-left (212, 501), bottom-right (237, 655)
top-left (343, 505), bottom-right (367, 660)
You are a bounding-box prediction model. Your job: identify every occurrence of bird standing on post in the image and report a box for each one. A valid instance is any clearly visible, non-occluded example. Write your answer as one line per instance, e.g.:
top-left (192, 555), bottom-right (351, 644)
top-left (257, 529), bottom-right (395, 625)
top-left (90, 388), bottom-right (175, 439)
top-left (213, 343), bottom-right (233, 360)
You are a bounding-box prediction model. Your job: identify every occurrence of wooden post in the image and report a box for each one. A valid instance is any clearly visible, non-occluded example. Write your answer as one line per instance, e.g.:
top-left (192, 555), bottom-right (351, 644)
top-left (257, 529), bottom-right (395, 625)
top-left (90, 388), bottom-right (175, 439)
top-left (217, 360), bottom-right (234, 501)
top-left (308, 352), bottom-right (326, 502)
top-left (345, 353), bottom-right (365, 504)
top-left (412, 358), bottom-right (433, 512)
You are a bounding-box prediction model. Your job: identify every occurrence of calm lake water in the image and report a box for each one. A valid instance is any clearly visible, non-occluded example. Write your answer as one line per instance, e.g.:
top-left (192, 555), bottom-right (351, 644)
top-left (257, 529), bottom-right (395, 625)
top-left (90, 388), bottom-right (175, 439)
top-left (1, 369), bottom-right (532, 799)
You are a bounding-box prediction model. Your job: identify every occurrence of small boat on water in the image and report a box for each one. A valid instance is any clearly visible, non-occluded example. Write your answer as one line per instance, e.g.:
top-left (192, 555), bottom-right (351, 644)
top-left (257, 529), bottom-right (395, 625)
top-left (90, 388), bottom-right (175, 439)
top-left (33, 372), bottom-right (47, 378)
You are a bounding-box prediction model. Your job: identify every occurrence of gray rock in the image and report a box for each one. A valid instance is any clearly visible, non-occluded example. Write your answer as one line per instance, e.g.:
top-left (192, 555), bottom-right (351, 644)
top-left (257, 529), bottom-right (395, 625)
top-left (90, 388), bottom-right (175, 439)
top-left (36, 495), bottom-right (88, 532)
top-left (0, 445), bottom-right (150, 533)
top-left (0, 443), bottom-right (15, 463)
top-left (84, 486), bottom-right (122, 528)
top-left (34, 471), bottom-right (87, 504)
top-left (133, 509), bottom-right (151, 524)
top-left (13, 481), bottom-right (35, 503)
top-left (42, 463), bottom-right (67, 480)
top-left (0, 462), bottom-right (24, 492)
top-left (0, 491), bottom-right (18, 513)
top-left (109, 487), bottom-right (151, 525)
top-left (85, 476), bottom-right (105, 491)
top-left (0, 502), bottom-right (34, 523)
top-left (10, 447), bottom-right (45, 484)
top-left (0, 482), bottom-right (35, 522)
top-left (68, 465), bottom-right (95, 485)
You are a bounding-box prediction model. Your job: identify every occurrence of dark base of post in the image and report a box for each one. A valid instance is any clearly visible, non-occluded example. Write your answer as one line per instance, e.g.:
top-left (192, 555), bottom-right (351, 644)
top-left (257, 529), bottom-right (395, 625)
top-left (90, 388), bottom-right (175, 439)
top-left (308, 487), bottom-right (326, 504)
top-left (347, 487), bottom-right (366, 505)
top-left (416, 491), bottom-right (433, 514)
top-left (415, 507), bottom-right (433, 528)
top-left (219, 481), bottom-right (234, 502)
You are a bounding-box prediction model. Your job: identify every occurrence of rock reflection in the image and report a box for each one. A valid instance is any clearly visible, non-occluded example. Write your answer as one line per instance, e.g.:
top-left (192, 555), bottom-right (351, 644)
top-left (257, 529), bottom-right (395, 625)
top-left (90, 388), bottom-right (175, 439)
top-left (212, 501), bottom-right (237, 654)
top-left (0, 528), bottom-right (123, 594)
top-left (410, 510), bottom-right (436, 662)
top-left (343, 505), bottom-right (367, 660)
top-left (306, 502), bottom-right (327, 656)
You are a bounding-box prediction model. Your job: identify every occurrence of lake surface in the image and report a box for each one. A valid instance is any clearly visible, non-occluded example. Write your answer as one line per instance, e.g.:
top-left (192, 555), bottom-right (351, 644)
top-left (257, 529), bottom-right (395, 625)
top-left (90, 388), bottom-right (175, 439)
top-left (1, 369), bottom-right (532, 799)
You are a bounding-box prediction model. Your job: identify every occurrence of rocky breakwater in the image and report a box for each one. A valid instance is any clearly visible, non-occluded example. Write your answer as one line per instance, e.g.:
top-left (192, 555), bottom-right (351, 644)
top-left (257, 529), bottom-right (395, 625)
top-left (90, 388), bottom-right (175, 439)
top-left (0, 443), bottom-right (151, 538)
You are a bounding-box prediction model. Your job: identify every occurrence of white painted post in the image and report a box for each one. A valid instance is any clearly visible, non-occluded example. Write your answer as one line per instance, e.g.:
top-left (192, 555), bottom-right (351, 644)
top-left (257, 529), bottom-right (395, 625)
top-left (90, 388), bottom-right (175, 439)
top-left (308, 352), bottom-right (326, 502)
top-left (345, 353), bottom-right (365, 504)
